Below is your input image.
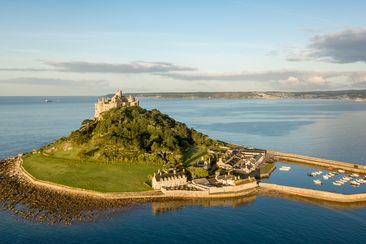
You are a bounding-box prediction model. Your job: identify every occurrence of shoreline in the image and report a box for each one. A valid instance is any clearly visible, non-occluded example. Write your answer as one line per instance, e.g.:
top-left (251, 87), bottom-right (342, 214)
top-left (1, 150), bottom-right (366, 224)
top-left (15, 152), bottom-right (366, 203)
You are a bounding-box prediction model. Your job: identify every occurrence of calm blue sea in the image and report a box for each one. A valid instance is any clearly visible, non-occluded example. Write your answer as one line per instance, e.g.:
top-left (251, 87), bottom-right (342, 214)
top-left (1, 97), bottom-right (366, 243)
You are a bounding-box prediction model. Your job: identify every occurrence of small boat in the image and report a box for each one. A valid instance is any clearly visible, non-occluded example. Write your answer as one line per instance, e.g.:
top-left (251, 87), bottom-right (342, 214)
top-left (323, 175), bottom-right (329, 180)
top-left (355, 179), bottom-right (365, 184)
top-left (279, 166), bottom-right (291, 171)
top-left (333, 182), bottom-right (342, 186)
top-left (44, 99), bottom-right (53, 103)
top-left (351, 181), bottom-right (361, 187)
top-left (351, 173), bottom-right (359, 178)
top-left (338, 169), bottom-right (345, 173)
top-left (313, 180), bottom-right (322, 185)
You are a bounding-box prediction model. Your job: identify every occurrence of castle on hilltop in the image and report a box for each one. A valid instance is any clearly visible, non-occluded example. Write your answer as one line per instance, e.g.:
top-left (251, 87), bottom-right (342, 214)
top-left (94, 89), bottom-right (139, 118)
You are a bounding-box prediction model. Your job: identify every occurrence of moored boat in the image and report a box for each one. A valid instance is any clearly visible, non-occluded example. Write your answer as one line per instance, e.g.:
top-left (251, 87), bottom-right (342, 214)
top-left (279, 166), bottom-right (291, 171)
top-left (313, 179), bottom-right (322, 185)
top-left (351, 181), bottom-right (361, 187)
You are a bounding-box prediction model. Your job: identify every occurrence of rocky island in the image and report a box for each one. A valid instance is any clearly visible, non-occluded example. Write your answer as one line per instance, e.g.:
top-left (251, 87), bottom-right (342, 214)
top-left (1, 89), bottom-right (366, 224)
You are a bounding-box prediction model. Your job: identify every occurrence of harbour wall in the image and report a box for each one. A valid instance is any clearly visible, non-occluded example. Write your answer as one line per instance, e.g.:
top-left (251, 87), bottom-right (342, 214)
top-left (268, 150), bottom-right (366, 174)
top-left (161, 181), bottom-right (258, 198)
top-left (259, 183), bottom-right (366, 203)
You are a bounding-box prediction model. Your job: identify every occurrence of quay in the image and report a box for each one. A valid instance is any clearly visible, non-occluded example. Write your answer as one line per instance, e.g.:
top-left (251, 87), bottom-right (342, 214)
top-left (268, 150), bottom-right (366, 174)
top-left (259, 183), bottom-right (366, 203)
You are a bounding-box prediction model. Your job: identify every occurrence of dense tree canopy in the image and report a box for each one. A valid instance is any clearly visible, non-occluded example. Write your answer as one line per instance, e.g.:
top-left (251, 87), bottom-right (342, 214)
top-left (52, 106), bottom-right (220, 166)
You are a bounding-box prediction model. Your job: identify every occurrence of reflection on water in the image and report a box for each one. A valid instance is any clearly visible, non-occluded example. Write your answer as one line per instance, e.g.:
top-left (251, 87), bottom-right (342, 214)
top-left (151, 195), bottom-right (257, 215)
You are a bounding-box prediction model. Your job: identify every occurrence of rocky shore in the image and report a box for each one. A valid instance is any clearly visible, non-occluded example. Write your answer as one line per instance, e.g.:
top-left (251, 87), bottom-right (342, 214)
top-left (0, 157), bottom-right (257, 224)
top-left (0, 158), bottom-right (168, 225)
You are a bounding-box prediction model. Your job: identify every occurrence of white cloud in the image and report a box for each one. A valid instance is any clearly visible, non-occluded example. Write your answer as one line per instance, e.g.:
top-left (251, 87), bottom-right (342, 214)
top-left (43, 60), bottom-right (195, 73)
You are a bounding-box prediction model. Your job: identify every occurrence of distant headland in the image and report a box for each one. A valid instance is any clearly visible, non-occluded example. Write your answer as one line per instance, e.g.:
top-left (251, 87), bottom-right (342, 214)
top-left (126, 89), bottom-right (366, 101)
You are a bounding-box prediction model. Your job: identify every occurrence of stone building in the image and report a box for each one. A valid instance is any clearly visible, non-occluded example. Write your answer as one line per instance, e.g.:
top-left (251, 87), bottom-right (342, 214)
top-left (94, 89), bottom-right (139, 118)
top-left (152, 169), bottom-right (187, 190)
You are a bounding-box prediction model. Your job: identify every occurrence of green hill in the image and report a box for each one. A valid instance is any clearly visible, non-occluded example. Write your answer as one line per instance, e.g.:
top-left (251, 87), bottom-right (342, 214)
top-left (43, 106), bottom-right (222, 167)
top-left (22, 106), bottom-right (224, 192)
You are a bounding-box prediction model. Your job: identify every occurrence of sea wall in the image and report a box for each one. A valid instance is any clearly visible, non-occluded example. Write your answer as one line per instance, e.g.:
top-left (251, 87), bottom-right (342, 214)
top-left (161, 181), bottom-right (258, 198)
top-left (268, 150), bottom-right (366, 174)
top-left (259, 183), bottom-right (366, 203)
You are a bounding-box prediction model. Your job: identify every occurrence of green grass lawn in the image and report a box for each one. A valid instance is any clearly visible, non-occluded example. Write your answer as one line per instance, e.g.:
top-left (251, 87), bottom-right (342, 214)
top-left (23, 154), bottom-right (160, 192)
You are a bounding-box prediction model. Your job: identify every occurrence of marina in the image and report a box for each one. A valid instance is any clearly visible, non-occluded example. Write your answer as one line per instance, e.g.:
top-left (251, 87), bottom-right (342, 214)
top-left (264, 162), bottom-right (366, 194)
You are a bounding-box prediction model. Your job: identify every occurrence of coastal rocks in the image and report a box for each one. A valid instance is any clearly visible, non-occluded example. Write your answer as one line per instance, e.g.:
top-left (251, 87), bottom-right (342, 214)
top-left (0, 158), bottom-right (149, 225)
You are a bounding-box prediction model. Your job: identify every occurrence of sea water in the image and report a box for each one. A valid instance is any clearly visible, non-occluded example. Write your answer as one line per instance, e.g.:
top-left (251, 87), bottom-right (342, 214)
top-left (1, 97), bottom-right (366, 243)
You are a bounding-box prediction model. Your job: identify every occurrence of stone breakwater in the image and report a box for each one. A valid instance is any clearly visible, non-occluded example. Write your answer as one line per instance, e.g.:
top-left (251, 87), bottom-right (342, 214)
top-left (268, 150), bottom-right (366, 174)
top-left (259, 183), bottom-right (366, 203)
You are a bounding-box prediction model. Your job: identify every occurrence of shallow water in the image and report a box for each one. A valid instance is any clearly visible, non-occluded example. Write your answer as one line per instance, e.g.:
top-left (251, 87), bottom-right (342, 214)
top-left (1, 97), bottom-right (366, 243)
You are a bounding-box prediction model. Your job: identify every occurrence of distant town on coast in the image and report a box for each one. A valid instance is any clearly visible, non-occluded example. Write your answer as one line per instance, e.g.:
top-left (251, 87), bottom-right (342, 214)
top-left (129, 90), bottom-right (366, 101)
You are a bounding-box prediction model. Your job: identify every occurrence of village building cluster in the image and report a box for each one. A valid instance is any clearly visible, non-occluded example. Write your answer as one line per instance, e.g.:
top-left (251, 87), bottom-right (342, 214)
top-left (94, 89), bottom-right (139, 118)
top-left (152, 147), bottom-right (267, 191)
top-left (215, 149), bottom-right (266, 174)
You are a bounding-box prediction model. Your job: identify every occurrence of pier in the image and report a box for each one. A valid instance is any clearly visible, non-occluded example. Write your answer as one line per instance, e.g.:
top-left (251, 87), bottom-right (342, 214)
top-left (259, 183), bottom-right (366, 203)
top-left (268, 150), bottom-right (366, 174)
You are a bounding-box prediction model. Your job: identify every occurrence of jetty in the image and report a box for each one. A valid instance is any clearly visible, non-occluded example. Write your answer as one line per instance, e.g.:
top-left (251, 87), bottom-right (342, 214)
top-left (268, 150), bottom-right (366, 174)
top-left (259, 183), bottom-right (366, 203)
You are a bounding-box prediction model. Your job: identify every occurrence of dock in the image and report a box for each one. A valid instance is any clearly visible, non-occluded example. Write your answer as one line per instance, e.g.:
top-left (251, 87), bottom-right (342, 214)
top-left (268, 150), bottom-right (366, 174)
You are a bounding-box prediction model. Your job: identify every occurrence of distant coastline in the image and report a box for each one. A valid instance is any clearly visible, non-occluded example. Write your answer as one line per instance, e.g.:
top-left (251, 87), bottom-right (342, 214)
top-left (121, 90), bottom-right (366, 101)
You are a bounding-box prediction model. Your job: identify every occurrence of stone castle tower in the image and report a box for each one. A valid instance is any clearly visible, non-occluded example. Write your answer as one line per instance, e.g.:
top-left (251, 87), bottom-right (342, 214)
top-left (94, 89), bottom-right (139, 118)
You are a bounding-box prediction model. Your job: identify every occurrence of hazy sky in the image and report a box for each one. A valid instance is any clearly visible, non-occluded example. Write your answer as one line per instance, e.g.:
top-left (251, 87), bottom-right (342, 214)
top-left (1, 0), bottom-right (366, 95)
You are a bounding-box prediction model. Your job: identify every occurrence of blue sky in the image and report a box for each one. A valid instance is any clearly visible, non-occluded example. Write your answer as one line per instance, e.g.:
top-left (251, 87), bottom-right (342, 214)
top-left (0, 0), bottom-right (366, 95)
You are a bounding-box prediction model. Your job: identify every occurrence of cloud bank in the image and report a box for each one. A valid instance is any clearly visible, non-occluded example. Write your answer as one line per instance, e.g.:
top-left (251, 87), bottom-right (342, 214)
top-left (290, 28), bottom-right (366, 63)
top-left (43, 60), bottom-right (195, 73)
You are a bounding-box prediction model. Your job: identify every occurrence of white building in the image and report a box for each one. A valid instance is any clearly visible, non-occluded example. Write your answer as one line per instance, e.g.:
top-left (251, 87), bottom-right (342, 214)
top-left (152, 169), bottom-right (187, 190)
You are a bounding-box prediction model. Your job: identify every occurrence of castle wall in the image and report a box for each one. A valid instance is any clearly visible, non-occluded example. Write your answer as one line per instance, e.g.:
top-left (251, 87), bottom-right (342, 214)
top-left (94, 90), bottom-right (139, 118)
